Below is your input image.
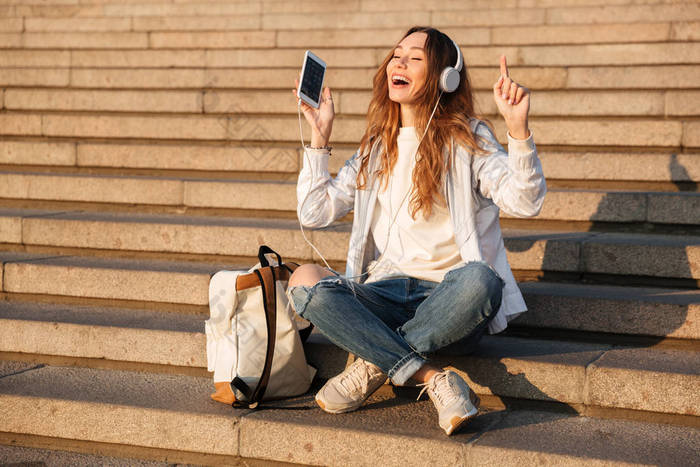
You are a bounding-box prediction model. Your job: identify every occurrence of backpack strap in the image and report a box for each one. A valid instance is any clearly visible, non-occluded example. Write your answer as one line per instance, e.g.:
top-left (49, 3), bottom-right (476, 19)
top-left (230, 249), bottom-right (314, 407)
top-left (258, 245), bottom-right (282, 268)
top-left (231, 265), bottom-right (277, 409)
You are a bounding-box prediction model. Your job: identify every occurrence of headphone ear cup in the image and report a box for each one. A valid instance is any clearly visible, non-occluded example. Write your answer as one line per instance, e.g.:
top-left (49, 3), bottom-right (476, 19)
top-left (440, 66), bottom-right (460, 93)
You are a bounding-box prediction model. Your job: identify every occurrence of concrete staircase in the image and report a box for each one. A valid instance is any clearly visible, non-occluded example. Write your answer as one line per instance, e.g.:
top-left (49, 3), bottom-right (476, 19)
top-left (0, 0), bottom-right (699, 465)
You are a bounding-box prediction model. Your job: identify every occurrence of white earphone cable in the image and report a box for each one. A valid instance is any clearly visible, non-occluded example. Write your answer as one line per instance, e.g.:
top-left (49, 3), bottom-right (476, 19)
top-left (296, 91), bottom-right (443, 281)
top-left (366, 90), bottom-right (443, 278)
top-left (297, 98), bottom-right (333, 271)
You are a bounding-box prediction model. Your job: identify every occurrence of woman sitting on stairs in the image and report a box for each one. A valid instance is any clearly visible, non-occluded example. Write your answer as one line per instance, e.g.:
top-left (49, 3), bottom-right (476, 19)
top-left (289, 26), bottom-right (546, 436)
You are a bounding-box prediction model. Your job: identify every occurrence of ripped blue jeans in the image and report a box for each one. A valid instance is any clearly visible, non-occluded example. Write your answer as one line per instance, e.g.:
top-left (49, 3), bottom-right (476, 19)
top-left (288, 261), bottom-right (504, 385)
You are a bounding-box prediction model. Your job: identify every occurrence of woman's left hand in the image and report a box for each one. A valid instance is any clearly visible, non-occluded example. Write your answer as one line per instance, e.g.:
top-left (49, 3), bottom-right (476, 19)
top-left (493, 55), bottom-right (530, 139)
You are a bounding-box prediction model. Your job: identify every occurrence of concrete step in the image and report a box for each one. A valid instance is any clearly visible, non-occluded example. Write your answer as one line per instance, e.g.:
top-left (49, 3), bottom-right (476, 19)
top-left (0, 0), bottom-right (688, 11)
top-left (0, 300), bottom-right (204, 369)
top-left (530, 189), bottom-right (700, 225)
top-left (0, 363), bottom-right (697, 466)
top-left (336, 89), bottom-right (698, 117)
top-left (0, 139), bottom-right (303, 173)
top-left (5, 64), bottom-right (696, 91)
top-left (504, 229), bottom-right (700, 280)
top-left (1, 22), bottom-right (694, 48)
top-left (0, 31), bottom-right (151, 49)
top-left (0, 443), bottom-right (193, 467)
top-left (275, 22), bottom-right (694, 48)
top-left (538, 151), bottom-right (700, 184)
top-left (0, 112), bottom-right (692, 148)
top-left (0, 30), bottom-right (275, 49)
top-left (3, 89), bottom-right (206, 114)
top-left (2, 140), bottom-right (696, 185)
top-left (1, 42), bottom-right (698, 69)
top-left (22, 16), bottom-right (133, 33)
top-left (1, 299), bottom-right (698, 418)
top-left (4, 88), bottom-right (697, 118)
top-left (267, 5), bottom-right (700, 30)
top-left (0, 443), bottom-right (188, 467)
top-left (0, 251), bottom-right (232, 306)
top-left (4, 1), bottom-right (698, 23)
top-left (0, 213), bottom-right (698, 285)
top-left (6, 1), bottom-right (262, 18)
top-left (0, 172), bottom-right (698, 225)
top-left (517, 282), bottom-right (700, 339)
top-left (1, 250), bottom-right (698, 339)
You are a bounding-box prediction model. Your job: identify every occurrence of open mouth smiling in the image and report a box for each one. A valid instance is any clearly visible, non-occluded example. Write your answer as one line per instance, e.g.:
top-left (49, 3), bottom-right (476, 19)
top-left (391, 74), bottom-right (411, 87)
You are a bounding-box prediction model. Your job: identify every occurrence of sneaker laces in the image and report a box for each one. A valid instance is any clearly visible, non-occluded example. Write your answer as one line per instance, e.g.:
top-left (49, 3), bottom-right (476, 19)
top-left (416, 371), bottom-right (459, 407)
top-left (336, 360), bottom-right (378, 397)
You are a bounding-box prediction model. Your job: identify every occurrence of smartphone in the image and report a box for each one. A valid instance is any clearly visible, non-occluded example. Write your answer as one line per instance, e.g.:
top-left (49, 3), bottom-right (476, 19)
top-left (297, 50), bottom-right (326, 109)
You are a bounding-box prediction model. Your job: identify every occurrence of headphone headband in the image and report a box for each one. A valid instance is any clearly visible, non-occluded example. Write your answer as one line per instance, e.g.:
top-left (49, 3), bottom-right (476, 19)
top-left (452, 39), bottom-right (463, 73)
top-left (440, 37), bottom-right (463, 93)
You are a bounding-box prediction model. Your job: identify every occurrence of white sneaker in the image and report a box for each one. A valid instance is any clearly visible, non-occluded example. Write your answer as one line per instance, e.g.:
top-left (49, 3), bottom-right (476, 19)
top-left (418, 370), bottom-right (480, 435)
top-left (315, 358), bottom-right (387, 414)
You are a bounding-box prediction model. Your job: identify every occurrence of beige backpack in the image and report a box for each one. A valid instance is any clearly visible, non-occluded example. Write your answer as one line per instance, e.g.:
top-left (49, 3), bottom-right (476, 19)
top-left (205, 246), bottom-right (316, 408)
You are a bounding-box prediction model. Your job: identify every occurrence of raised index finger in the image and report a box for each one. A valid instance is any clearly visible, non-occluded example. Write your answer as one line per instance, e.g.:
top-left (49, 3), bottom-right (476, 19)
top-left (500, 55), bottom-right (509, 78)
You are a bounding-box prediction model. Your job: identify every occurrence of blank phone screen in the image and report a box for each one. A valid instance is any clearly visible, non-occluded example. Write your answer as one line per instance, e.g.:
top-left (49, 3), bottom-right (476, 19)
top-left (300, 56), bottom-right (324, 103)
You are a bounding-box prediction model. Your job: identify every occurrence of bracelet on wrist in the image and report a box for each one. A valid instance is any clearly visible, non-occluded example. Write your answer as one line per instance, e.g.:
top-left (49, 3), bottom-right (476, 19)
top-left (306, 144), bottom-right (332, 151)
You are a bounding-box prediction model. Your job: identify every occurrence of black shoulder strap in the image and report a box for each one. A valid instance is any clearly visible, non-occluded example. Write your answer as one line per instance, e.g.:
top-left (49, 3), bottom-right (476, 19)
top-left (231, 265), bottom-right (277, 409)
top-left (258, 245), bottom-right (282, 268)
top-left (230, 248), bottom-right (315, 408)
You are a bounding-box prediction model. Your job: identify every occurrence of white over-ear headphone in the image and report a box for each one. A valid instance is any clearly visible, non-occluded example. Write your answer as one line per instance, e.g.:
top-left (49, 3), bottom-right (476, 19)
top-left (439, 38), bottom-right (463, 93)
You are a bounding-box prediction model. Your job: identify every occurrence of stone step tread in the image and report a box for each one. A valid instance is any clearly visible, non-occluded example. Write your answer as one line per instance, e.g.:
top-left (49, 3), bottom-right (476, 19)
top-left (274, 22), bottom-right (699, 47)
top-left (1, 140), bottom-right (697, 185)
top-left (2, 1), bottom-right (699, 26)
top-left (0, 299), bottom-right (202, 332)
top-left (0, 290), bottom-right (695, 348)
top-left (3, 88), bottom-right (698, 118)
top-left (0, 112), bottom-right (694, 148)
top-left (0, 238), bottom-right (697, 307)
top-left (0, 210), bottom-right (698, 278)
top-left (0, 444), bottom-right (180, 467)
top-left (0, 30), bottom-right (274, 49)
top-left (0, 0), bottom-right (688, 7)
top-left (3, 65), bottom-right (699, 91)
top-left (2, 205), bottom-right (700, 244)
top-left (1, 42), bottom-right (698, 69)
top-left (442, 335), bottom-right (700, 415)
top-left (0, 300), bottom-right (205, 368)
top-left (1, 248), bottom-right (698, 339)
top-left (0, 250), bottom-right (240, 305)
top-left (0, 171), bottom-right (697, 224)
top-left (521, 281), bottom-right (700, 306)
top-left (0, 362), bottom-right (697, 466)
top-left (517, 282), bottom-right (700, 339)
top-left (0, 0), bottom-right (692, 11)
top-left (2, 299), bottom-right (699, 412)
top-left (0, 21), bottom-right (697, 49)
top-left (271, 4), bottom-right (700, 29)
top-left (0, 288), bottom-right (692, 337)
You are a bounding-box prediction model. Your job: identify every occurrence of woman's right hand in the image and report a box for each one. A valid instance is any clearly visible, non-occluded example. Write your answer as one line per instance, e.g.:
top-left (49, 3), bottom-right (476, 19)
top-left (293, 78), bottom-right (335, 147)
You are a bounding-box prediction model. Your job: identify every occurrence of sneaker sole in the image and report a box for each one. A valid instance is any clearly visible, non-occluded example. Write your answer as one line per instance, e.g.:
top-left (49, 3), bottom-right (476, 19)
top-left (315, 394), bottom-right (365, 414)
top-left (315, 378), bottom-right (387, 415)
top-left (445, 411), bottom-right (477, 436)
top-left (443, 390), bottom-right (481, 436)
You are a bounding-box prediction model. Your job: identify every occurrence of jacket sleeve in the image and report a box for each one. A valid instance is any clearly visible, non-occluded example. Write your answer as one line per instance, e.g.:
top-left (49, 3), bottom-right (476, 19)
top-left (471, 121), bottom-right (547, 218)
top-left (296, 147), bottom-right (359, 228)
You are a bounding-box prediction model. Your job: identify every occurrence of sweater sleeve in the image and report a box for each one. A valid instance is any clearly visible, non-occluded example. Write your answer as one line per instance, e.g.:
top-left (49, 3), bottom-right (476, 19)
top-left (471, 121), bottom-right (547, 218)
top-left (296, 146), bottom-right (359, 228)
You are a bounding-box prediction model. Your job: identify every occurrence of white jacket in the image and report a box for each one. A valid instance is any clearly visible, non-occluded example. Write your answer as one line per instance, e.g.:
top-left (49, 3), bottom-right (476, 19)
top-left (297, 118), bottom-right (547, 334)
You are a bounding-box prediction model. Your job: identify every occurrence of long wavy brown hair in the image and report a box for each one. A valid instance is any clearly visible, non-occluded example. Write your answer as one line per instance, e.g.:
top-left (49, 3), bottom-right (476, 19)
top-left (356, 26), bottom-right (486, 219)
